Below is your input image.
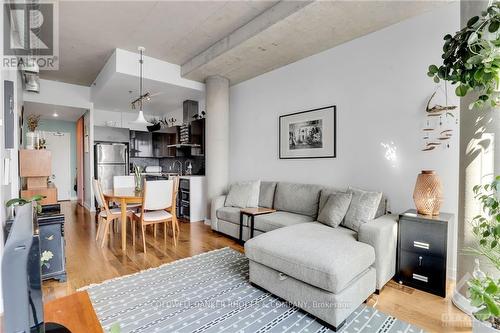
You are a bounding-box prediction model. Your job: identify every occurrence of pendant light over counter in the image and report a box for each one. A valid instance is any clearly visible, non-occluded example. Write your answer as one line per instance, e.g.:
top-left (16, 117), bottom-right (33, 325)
top-left (131, 46), bottom-right (152, 125)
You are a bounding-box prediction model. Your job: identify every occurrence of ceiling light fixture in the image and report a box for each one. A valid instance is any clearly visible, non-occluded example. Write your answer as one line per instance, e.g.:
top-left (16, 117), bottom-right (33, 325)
top-left (131, 46), bottom-right (152, 125)
top-left (53, 112), bottom-right (58, 117)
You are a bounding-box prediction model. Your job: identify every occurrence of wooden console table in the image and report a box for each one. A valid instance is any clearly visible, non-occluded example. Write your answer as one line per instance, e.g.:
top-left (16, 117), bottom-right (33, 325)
top-left (44, 291), bottom-right (102, 333)
top-left (239, 207), bottom-right (276, 242)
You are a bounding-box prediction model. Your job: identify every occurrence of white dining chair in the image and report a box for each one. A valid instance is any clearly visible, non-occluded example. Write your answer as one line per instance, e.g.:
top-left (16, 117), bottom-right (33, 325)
top-left (113, 175), bottom-right (135, 188)
top-left (113, 175), bottom-right (142, 211)
top-left (92, 179), bottom-right (134, 248)
top-left (133, 179), bottom-right (179, 253)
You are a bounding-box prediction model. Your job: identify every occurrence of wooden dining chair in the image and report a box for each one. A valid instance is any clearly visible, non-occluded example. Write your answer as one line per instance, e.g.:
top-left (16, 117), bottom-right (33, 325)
top-left (92, 179), bottom-right (134, 248)
top-left (133, 179), bottom-right (177, 253)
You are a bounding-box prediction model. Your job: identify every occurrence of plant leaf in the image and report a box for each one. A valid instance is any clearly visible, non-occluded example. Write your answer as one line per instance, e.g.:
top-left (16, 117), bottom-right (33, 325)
top-left (456, 84), bottom-right (470, 97)
top-left (429, 65), bottom-right (439, 74)
top-left (489, 20), bottom-right (500, 32)
top-left (467, 16), bottom-right (480, 27)
top-left (6, 198), bottom-right (27, 207)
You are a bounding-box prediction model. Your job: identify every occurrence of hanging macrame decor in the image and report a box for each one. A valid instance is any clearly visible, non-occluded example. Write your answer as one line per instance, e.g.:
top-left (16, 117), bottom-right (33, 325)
top-left (421, 84), bottom-right (458, 151)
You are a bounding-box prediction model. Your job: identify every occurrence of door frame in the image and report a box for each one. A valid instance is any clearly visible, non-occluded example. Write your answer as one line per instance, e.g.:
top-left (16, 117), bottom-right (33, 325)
top-left (76, 117), bottom-right (84, 206)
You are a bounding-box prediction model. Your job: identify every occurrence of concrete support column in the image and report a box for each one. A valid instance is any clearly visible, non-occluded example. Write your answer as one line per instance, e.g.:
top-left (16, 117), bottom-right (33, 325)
top-left (205, 75), bottom-right (230, 224)
top-left (454, 0), bottom-right (500, 312)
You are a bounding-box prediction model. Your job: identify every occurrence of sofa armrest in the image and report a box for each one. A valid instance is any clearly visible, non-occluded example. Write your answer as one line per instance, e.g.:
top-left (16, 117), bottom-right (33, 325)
top-left (358, 214), bottom-right (398, 289)
top-left (210, 195), bottom-right (227, 231)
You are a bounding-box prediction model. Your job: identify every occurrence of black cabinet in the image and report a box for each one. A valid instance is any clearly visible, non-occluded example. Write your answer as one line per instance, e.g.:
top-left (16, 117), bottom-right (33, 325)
top-left (131, 130), bottom-right (178, 158)
top-left (130, 131), bottom-right (153, 157)
top-left (190, 119), bottom-right (205, 156)
top-left (397, 209), bottom-right (453, 297)
top-left (37, 205), bottom-right (67, 282)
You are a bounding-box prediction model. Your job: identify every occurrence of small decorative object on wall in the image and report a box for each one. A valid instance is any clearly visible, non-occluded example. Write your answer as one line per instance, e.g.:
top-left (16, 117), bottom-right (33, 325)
top-left (26, 114), bottom-right (41, 150)
top-left (422, 88), bottom-right (458, 152)
top-left (279, 105), bottom-right (336, 159)
top-left (413, 170), bottom-right (443, 216)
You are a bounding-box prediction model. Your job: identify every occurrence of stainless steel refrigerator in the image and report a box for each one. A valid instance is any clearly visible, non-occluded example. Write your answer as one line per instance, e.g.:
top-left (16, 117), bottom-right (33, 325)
top-left (94, 143), bottom-right (128, 190)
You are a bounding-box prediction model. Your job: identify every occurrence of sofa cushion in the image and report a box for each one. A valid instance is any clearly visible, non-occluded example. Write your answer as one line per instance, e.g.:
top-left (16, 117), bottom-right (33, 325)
top-left (225, 180), bottom-right (260, 208)
top-left (317, 192), bottom-right (352, 227)
top-left (259, 181), bottom-right (277, 208)
top-left (217, 206), bottom-right (239, 224)
top-left (274, 182), bottom-right (322, 217)
top-left (375, 196), bottom-right (387, 218)
top-left (254, 211), bottom-right (313, 232)
top-left (342, 187), bottom-right (382, 232)
top-left (319, 187), bottom-right (346, 212)
top-left (245, 222), bottom-right (375, 294)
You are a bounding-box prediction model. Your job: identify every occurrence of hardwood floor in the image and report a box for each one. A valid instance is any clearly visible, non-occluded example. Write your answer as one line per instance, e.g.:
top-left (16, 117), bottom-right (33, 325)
top-left (43, 202), bottom-right (472, 333)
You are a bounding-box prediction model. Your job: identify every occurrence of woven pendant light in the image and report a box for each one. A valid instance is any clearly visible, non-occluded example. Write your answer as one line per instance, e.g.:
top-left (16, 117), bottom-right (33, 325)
top-left (413, 170), bottom-right (443, 216)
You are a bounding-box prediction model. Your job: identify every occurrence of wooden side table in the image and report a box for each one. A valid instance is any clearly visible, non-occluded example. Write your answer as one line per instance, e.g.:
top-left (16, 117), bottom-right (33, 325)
top-left (44, 291), bottom-right (102, 333)
top-left (239, 207), bottom-right (276, 242)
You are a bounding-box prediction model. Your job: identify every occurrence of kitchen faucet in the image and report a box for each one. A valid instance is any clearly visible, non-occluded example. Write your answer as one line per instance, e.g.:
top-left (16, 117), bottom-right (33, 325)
top-left (173, 160), bottom-right (183, 175)
top-left (185, 159), bottom-right (193, 175)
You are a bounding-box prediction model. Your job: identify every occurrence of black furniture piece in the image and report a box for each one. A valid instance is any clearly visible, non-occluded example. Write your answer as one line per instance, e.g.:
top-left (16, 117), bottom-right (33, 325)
top-left (239, 208), bottom-right (276, 243)
top-left (2, 204), bottom-right (71, 333)
top-left (177, 178), bottom-right (190, 219)
top-left (38, 204), bottom-right (67, 282)
top-left (397, 209), bottom-right (453, 297)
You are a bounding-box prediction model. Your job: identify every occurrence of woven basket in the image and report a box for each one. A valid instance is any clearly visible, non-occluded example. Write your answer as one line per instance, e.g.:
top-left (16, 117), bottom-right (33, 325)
top-left (413, 170), bottom-right (443, 216)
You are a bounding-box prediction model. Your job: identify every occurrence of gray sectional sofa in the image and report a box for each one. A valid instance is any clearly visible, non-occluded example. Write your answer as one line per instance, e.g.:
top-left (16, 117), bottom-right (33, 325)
top-left (211, 181), bottom-right (398, 330)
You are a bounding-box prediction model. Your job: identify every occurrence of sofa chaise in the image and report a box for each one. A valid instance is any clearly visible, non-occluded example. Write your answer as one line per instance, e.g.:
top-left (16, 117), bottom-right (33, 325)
top-left (211, 181), bottom-right (398, 330)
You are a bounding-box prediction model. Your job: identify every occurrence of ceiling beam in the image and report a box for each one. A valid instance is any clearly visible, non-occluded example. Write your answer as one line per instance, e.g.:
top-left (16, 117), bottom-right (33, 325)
top-left (180, 0), bottom-right (314, 81)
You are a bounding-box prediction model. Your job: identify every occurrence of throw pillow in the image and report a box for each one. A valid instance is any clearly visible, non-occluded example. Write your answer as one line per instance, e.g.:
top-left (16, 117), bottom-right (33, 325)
top-left (225, 180), bottom-right (261, 208)
top-left (342, 187), bottom-right (383, 232)
top-left (317, 192), bottom-right (353, 228)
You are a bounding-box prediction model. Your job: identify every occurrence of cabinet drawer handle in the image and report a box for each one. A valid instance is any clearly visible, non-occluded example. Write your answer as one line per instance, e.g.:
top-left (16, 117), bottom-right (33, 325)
top-left (412, 273), bottom-right (428, 283)
top-left (413, 241), bottom-right (430, 250)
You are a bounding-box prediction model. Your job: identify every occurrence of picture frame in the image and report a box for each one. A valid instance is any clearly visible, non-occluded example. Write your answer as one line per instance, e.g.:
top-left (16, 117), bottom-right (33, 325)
top-left (279, 105), bottom-right (336, 159)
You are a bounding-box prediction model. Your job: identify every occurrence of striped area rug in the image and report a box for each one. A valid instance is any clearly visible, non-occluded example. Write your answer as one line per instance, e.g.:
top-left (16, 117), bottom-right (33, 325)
top-left (83, 248), bottom-right (425, 333)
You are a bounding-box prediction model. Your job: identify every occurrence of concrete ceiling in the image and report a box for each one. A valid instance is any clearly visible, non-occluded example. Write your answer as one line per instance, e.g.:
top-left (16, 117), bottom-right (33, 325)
top-left (24, 101), bottom-right (87, 122)
top-left (40, 0), bottom-right (278, 85)
top-left (40, 0), bottom-right (447, 87)
top-left (182, 0), bottom-right (447, 84)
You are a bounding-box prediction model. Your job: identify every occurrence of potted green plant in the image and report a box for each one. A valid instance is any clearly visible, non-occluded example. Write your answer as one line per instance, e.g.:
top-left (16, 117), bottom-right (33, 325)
top-left (428, 1), bottom-right (500, 109)
top-left (6, 194), bottom-right (45, 214)
top-left (467, 177), bottom-right (500, 332)
top-left (133, 164), bottom-right (143, 192)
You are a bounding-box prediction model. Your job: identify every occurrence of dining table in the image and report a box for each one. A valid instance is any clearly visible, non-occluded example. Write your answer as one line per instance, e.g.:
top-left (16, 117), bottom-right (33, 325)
top-left (102, 187), bottom-right (143, 252)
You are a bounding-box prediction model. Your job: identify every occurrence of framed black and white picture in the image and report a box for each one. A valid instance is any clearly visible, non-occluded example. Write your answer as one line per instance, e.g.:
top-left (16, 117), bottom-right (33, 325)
top-left (279, 105), bottom-right (336, 159)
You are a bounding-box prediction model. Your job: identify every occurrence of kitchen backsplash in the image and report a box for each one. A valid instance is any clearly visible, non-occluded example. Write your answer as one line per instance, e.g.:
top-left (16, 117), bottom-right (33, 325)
top-left (130, 156), bottom-right (204, 175)
top-left (160, 156), bottom-right (205, 175)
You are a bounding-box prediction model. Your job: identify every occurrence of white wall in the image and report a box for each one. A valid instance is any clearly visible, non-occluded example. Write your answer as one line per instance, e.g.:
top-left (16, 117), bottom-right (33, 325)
top-left (24, 79), bottom-right (90, 108)
top-left (229, 3), bottom-right (460, 277)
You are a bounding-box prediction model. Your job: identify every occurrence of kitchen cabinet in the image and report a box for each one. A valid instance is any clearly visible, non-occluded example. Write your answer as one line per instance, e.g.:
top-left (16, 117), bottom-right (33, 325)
top-left (130, 129), bottom-right (178, 158)
top-left (152, 128), bottom-right (177, 158)
top-left (130, 131), bottom-right (153, 157)
top-left (190, 119), bottom-right (205, 156)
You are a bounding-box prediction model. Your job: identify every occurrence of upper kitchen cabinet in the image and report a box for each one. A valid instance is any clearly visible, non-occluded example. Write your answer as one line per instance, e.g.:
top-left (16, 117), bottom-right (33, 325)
top-left (152, 127), bottom-right (177, 158)
top-left (190, 119), bottom-right (205, 156)
top-left (130, 130), bottom-right (153, 157)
